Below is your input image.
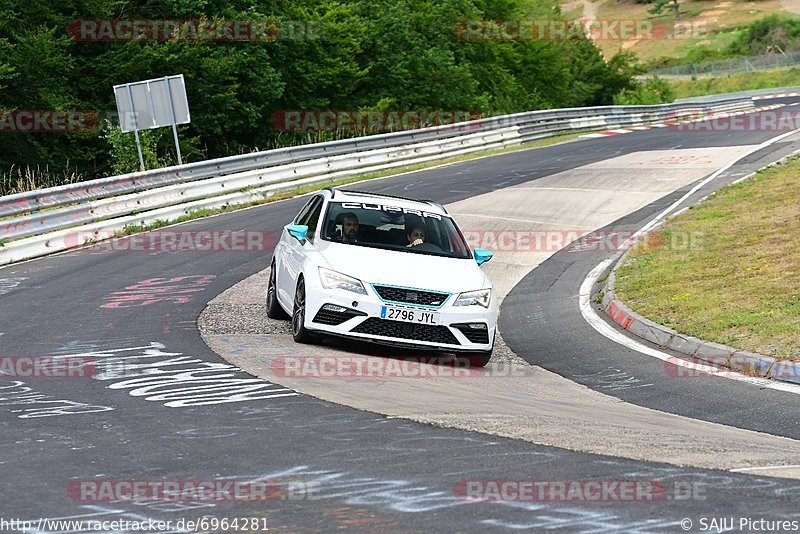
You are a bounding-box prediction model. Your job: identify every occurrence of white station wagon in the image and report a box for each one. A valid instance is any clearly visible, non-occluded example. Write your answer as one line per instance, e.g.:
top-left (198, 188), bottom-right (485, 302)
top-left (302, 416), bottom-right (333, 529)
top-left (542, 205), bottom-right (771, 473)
top-left (267, 188), bottom-right (497, 366)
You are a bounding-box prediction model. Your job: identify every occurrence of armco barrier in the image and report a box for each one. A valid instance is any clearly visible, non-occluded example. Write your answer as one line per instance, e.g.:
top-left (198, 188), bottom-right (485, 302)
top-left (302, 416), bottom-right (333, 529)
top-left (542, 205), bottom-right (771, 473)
top-left (0, 98), bottom-right (754, 266)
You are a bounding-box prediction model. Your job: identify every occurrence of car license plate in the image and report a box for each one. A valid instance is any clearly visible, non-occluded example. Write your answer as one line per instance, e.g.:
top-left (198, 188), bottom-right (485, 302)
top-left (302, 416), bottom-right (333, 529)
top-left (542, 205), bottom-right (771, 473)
top-left (380, 306), bottom-right (439, 325)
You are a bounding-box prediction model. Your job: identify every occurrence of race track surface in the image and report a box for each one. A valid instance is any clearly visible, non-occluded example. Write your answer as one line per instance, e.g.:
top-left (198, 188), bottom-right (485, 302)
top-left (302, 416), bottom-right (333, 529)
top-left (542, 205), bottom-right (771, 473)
top-left (3, 98), bottom-right (800, 531)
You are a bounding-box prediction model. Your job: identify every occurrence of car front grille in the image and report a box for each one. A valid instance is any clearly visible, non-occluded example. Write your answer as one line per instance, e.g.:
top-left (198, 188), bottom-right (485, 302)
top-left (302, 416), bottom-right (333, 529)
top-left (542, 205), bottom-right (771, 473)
top-left (312, 305), bottom-right (367, 326)
top-left (451, 323), bottom-right (490, 344)
top-left (372, 285), bottom-right (450, 307)
top-left (351, 318), bottom-right (460, 345)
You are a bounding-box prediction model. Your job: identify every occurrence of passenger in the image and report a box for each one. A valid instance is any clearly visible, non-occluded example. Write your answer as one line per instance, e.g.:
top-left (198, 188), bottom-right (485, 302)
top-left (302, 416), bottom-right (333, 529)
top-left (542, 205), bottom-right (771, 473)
top-left (405, 223), bottom-right (425, 248)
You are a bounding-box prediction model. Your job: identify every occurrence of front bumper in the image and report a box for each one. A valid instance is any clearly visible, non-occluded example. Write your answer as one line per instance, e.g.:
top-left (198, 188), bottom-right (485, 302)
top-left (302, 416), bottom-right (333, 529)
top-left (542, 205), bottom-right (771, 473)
top-left (303, 282), bottom-right (496, 352)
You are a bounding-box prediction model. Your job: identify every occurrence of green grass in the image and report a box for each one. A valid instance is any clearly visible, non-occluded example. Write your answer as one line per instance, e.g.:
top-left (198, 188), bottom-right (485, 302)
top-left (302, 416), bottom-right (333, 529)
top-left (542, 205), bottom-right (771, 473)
top-left (614, 157), bottom-right (800, 361)
top-left (669, 67), bottom-right (800, 99)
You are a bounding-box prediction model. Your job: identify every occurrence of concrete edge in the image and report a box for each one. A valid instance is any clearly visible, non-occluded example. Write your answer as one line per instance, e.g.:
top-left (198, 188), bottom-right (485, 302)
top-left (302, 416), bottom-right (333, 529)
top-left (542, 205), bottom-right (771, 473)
top-left (596, 154), bottom-right (800, 385)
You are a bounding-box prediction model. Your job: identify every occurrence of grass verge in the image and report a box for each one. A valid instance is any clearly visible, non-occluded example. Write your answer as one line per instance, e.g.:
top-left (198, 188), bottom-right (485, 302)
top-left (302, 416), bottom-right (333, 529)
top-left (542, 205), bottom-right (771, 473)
top-left (614, 156), bottom-right (800, 361)
top-left (669, 67), bottom-right (800, 99)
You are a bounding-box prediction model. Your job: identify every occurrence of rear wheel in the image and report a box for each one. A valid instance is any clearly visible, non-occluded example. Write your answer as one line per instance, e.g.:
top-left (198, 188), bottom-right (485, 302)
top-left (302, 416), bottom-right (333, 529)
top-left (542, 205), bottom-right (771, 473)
top-left (292, 279), bottom-right (321, 344)
top-left (266, 261), bottom-right (289, 319)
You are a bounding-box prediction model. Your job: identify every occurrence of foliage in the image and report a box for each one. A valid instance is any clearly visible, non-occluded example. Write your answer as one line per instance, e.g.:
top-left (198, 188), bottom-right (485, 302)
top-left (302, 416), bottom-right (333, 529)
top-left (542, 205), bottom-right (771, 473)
top-left (614, 75), bottom-right (675, 105)
top-left (647, 14), bottom-right (800, 70)
top-left (105, 126), bottom-right (164, 174)
top-left (647, 0), bottom-right (681, 21)
top-left (0, 0), bottom-right (646, 187)
top-left (668, 67), bottom-right (800, 99)
top-left (728, 14), bottom-right (800, 55)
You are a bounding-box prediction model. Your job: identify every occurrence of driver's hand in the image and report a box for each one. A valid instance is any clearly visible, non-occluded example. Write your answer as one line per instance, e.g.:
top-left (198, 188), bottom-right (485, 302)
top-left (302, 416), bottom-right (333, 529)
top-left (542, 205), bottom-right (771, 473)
top-left (409, 239), bottom-right (424, 247)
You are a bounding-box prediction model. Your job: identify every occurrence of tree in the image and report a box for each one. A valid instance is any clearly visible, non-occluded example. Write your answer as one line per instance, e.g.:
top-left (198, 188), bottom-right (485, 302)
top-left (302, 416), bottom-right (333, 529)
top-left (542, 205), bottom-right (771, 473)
top-left (648, 0), bottom-right (681, 22)
top-left (0, 0), bottom-right (643, 186)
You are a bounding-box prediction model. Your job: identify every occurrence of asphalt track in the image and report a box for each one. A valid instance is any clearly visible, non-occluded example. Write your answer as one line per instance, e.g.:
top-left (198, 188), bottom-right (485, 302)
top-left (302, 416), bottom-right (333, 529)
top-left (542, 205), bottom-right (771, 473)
top-left (2, 97), bottom-right (800, 531)
top-left (199, 141), bottom-right (800, 473)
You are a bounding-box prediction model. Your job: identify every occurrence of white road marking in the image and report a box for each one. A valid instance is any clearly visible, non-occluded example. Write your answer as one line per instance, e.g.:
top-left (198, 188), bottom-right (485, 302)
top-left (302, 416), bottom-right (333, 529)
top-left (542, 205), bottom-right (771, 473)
top-left (578, 261), bottom-right (800, 394)
top-left (730, 147), bottom-right (800, 186)
top-left (730, 464), bottom-right (800, 472)
top-left (579, 127), bottom-right (800, 395)
top-left (628, 128), bottom-right (800, 244)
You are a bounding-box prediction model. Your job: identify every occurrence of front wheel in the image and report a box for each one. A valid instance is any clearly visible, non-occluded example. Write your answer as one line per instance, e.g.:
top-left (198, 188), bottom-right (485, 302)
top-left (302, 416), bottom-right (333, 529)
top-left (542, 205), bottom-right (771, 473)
top-left (266, 262), bottom-right (289, 319)
top-left (457, 350), bottom-right (492, 368)
top-left (292, 279), bottom-right (321, 344)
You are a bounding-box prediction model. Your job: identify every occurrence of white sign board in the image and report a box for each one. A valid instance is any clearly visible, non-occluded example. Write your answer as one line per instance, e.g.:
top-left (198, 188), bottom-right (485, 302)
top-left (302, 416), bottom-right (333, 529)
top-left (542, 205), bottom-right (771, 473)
top-left (113, 74), bottom-right (190, 133)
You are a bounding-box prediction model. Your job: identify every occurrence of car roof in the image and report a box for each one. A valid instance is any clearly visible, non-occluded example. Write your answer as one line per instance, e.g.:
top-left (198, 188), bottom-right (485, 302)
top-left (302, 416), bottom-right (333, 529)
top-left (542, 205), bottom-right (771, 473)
top-left (323, 187), bottom-right (449, 216)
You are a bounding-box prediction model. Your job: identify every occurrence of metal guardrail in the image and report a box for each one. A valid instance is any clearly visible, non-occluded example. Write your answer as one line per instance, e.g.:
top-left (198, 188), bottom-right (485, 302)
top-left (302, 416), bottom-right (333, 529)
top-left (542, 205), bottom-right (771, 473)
top-left (0, 97), bottom-right (754, 266)
top-left (675, 86), bottom-right (800, 104)
top-left (0, 100), bottom-right (748, 219)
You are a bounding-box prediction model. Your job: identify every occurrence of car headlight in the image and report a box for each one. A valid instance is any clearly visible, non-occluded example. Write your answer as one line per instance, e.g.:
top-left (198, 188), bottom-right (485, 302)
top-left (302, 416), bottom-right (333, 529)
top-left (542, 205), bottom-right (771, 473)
top-left (318, 267), bottom-right (367, 295)
top-left (453, 288), bottom-right (492, 308)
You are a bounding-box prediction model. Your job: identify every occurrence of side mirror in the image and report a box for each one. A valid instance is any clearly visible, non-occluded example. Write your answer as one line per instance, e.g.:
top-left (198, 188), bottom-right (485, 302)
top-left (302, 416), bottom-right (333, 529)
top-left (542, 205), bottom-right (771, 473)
top-left (474, 248), bottom-right (493, 265)
top-left (287, 224), bottom-right (309, 242)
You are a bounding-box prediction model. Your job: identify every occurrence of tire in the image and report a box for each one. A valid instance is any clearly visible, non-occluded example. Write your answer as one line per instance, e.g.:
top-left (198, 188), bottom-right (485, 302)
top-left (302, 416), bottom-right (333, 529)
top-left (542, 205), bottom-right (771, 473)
top-left (266, 261), bottom-right (289, 320)
top-left (292, 278), bottom-right (321, 344)
top-left (457, 350), bottom-right (492, 368)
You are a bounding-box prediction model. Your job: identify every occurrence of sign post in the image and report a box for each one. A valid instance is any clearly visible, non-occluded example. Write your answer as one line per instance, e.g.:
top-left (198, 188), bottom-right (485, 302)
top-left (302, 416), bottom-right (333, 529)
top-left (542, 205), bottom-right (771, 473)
top-left (163, 76), bottom-right (183, 164)
top-left (124, 84), bottom-right (145, 171)
top-left (113, 74), bottom-right (190, 171)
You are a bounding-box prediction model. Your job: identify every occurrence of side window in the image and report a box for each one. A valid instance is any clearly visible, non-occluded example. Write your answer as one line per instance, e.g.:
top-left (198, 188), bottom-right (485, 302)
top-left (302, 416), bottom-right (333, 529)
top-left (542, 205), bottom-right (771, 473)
top-left (296, 196), bottom-right (322, 226)
top-left (293, 197), bottom-right (316, 225)
top-left (304, 198), bottom-right (324, 240)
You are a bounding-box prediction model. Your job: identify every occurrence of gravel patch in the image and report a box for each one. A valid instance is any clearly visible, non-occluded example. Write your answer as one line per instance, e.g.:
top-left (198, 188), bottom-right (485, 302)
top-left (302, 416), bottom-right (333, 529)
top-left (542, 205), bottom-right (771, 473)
top-left (198, 267), bottom-right (529, 366)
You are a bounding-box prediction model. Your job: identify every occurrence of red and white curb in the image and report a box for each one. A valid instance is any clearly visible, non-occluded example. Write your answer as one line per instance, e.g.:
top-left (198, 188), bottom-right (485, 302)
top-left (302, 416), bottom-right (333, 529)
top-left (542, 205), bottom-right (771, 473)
top-left (752, 92), bottom-right (800, 100)
top-left (580, 103), bottom-right (786, 139)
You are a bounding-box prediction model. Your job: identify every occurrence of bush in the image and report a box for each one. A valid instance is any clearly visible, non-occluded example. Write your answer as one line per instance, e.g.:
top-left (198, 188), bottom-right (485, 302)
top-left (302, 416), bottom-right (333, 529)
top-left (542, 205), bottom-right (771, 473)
top-left (613, 75), bottom-right (675, 105)
top-left (729, 14), bottom-right (800, 55)
top-left (105, 126), bottom-right (165, 175)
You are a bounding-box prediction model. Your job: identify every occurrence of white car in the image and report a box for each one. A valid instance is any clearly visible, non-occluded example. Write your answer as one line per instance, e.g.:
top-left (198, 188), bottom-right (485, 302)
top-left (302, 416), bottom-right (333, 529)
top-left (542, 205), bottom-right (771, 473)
top-left (267, 188), bottom-right (497, 366)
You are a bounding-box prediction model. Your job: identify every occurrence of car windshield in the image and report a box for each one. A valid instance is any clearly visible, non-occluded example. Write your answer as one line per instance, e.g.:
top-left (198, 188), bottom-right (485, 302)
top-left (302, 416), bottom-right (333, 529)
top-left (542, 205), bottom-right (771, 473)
top-left (320, 201), bottom-right (472, 259)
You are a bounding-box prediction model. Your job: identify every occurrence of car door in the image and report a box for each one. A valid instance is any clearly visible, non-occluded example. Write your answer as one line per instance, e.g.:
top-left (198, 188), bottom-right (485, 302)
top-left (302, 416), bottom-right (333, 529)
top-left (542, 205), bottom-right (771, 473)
top-left (278, 195), bottom-right (324, 307)
top-left (276, 196), bottom-right (315, 306)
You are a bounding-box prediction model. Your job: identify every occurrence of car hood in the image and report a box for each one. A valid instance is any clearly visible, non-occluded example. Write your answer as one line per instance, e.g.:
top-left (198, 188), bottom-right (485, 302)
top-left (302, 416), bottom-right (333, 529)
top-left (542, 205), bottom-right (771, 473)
top-left (316, 241), bottom-right (490, 294)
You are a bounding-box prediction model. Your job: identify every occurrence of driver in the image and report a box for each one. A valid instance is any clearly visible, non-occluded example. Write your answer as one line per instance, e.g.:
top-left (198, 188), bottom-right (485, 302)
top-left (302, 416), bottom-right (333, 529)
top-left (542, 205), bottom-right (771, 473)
top-left (339, 212), bottom-right (360, 243)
